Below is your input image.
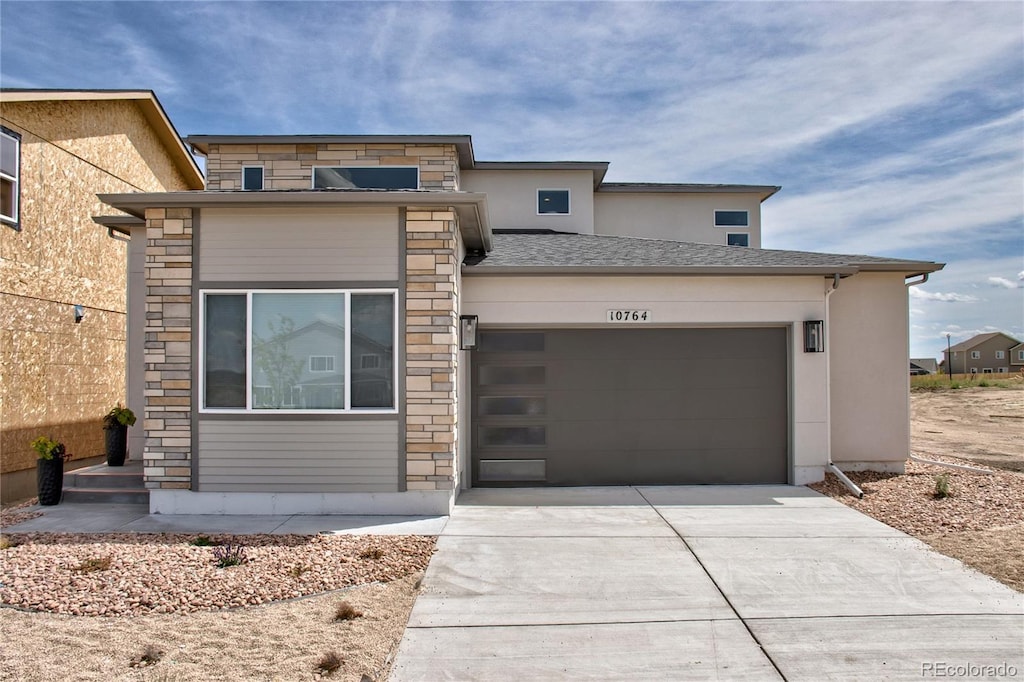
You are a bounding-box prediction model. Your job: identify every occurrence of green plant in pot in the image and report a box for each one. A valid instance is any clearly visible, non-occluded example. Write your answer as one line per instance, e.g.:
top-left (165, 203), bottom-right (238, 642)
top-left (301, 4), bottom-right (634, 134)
top-left (103, 404), bottom-right (136, 467)
top-left (31, 436), bottom-right (71, 506)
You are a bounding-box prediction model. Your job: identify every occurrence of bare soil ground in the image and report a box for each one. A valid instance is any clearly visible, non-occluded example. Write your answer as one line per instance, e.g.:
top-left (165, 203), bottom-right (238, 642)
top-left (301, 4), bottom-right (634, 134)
top-left (812, 385), bottom-right (1024, 593)
top-left (910, 386), bottom-right (1024, 472)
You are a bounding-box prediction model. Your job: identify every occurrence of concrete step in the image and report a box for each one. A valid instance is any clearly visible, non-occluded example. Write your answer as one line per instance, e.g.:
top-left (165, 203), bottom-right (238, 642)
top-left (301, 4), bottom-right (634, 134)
top-left (65, 462), bottom-right (144, 489)
top-left (61, 487), bottom-right (150, 505)
top-left (62, 462), bottom-right (148, 504)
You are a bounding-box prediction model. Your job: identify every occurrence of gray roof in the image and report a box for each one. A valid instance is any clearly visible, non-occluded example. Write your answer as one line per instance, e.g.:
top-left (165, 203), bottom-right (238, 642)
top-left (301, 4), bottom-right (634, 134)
top-left (947, 332), bottom-right (1021, 352)
top-left (910, 358), bottom-right (939, 373)
top-left (463, 232), bottom-right (944, 276)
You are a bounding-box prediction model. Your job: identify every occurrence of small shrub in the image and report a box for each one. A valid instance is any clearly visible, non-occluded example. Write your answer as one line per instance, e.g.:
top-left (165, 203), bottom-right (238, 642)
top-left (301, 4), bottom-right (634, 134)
top-left (0, 536), bottom-right (18, 550)
top-left (933, 473), bottom-right (952, 499)
top-left (73, 556), bottom-right (112, 573)
top-left (315, 651), bottom-right (343, 676)
top-left (334, 601), bottom-right (363, 621)
top-left (212, 543), bottom-right (247, 568)
top-left (359, 547), bottom-right (384, 560)
top-left (189, 535), bottom-right (217, 547)
top-left (289, 563), bottom-right (310, 578)
top-left (129, 644), bottom-right (164, 668)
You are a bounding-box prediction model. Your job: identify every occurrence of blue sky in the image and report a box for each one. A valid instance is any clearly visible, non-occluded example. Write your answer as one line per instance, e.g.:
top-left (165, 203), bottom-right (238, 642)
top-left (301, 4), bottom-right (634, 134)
top-left (2, 0), bottom-right (1021, 359)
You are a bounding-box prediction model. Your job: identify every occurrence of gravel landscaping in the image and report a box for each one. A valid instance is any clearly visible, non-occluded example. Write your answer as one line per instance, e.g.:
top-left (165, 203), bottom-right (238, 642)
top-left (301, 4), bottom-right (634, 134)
top-left (810, 455), bottom-right (1024, 592)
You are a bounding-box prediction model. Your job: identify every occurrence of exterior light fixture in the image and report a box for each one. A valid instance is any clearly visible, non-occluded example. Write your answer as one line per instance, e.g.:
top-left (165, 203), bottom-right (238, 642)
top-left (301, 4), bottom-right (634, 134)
top-left (459, 315), bottom-right (479, 351)
top-left (73, 305), bottom-right (85, 324)
top-left (803, 320), bottom-right (824, 353)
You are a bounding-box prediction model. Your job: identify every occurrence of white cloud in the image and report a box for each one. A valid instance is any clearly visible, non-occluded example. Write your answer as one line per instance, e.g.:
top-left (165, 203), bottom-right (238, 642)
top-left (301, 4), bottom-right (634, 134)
top-left (988, 276), bottom-right (1023, 289)
top-left (909, 289), bottom-right (980, 303)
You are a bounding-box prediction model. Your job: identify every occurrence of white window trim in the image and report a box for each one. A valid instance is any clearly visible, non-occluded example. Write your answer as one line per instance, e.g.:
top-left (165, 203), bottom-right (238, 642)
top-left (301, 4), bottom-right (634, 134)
top-left (0, 127), bottom-right (20, 226)
top-left (360, 353), bottom-right (381, 369)
top-left (970, 367), bottom-right (978, 374)
top-left (995, 350), bottom-right (1005, 359)
top-left (982, 368), bottom-right (993, 374)
top-left (1018, 350), bottom-right (1024, 361)
top-left (308, 355), bottom-right (336, 373)
top-left (241, 165), bottom-right (264, 191)
top-left (997, 367), bottom-right (1008, 373)
top-left (714, 209), bottom-right (749, 228)
top-left (537, 188), bottom-right (571, 216)
top-left (311, 166), bottom-right (420, 190)
top-left (199, 288), bottom-right (398, 414)
top-left (726, 232), bottom-right (749, 247)
top-left (970, 351), bottom-right (981, 359)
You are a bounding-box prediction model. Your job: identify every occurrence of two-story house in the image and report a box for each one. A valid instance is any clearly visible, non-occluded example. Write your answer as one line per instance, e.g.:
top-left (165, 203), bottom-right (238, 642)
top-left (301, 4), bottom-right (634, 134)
top-left (98, 134), bottom-right (942, 516)
top-left (943, 332), bottom-right (1022, 375)
top-left (0, 90), bottom-right (203, 503)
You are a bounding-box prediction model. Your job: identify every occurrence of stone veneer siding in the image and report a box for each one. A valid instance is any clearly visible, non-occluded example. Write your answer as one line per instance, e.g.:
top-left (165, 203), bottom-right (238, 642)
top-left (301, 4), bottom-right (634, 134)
top-left (404, 207), bottom-right (460, 491)
top-left (206, 143), bottom-right (461, 192)
top-left (142, 207), bottom-right (194, 490)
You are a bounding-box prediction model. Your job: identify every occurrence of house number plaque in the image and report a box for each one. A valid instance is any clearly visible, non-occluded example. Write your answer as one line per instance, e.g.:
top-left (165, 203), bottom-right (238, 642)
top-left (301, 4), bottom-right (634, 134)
top-left (606, 309), bottom-right (652, 323)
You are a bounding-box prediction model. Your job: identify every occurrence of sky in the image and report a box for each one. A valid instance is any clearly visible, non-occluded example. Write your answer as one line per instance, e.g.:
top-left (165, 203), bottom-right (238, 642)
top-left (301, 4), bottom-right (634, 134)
top-left (2, 0), bottom-right (1021, 360)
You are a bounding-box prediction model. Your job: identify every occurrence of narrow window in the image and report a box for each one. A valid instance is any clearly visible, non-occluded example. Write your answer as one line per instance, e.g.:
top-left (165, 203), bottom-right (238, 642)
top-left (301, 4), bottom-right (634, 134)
top-left (970, 351), bottom-right (981, 359)
top-left (1018, 350), bottom-right (1024, 361)
top-left (537, 189), bottom-right (570, 215)
top-left (313, 167), bottom-right (418, 190)
top-left (204, 294), bottom-right (248, 408)
top-left (350, 293), bottom-right (395, 408)
top-left (0, 126), bottom-right (20, 227)
top-left (715, 210), bottom-right (749, 227)
top-left (242, 166), bottom-right (264, 191)
top-left (727, 233), bottom-right (749, 247)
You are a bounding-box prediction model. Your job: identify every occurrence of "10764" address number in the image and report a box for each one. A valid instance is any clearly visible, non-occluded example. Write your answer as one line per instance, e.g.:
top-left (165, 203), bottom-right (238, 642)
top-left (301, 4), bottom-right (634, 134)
top-left (606, 309), bottom-right (652, 323)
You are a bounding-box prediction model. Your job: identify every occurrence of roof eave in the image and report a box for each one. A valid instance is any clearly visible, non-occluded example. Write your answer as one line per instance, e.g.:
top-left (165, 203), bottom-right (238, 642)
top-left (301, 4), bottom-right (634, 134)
top-left (97, 189), bottom-right (493, 251)
top-left (462, 265), bottom-right (861, 277)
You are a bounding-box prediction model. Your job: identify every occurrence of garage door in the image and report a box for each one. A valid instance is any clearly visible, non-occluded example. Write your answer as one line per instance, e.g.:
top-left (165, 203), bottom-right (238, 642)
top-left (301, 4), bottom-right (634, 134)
top-left (471, 328), bottom-right (788, 486)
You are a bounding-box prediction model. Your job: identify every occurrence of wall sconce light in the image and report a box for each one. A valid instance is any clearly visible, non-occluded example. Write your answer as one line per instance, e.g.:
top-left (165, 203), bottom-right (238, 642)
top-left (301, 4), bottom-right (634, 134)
top-left (73, 305), bottom-right (86, 324)
top-left (803, 320), bottom-right (824, 353)
top-left (459, 315), bottom-right (479, 351)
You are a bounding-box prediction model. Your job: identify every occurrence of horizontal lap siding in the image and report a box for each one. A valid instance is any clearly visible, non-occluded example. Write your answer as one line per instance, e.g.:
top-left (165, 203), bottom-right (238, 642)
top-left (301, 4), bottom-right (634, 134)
top-left (197, 420), bottom-right (399, 492)
top-left (199, 207), bottom-right (398, 282)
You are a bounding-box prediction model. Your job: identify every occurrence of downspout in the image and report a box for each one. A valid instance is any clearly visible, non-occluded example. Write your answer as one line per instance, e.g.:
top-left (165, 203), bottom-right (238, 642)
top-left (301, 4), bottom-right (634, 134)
top-left (903, 272), bottom-right (933, 468)
top-left (823, 273), bottom-right (864, 498)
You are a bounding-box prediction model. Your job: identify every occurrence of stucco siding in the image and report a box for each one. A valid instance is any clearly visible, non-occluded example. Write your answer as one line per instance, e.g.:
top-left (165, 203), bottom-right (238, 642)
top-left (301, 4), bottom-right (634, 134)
top-left (460, 169), bottom-right (595, 233)
top-left (198, 207), bottom-right (399, 282)
top-left (594, 192), bottom-right (763, 247)
top-left (196, 420), bottom-right (399, 492)
top-left (462, 274), bottom-right (831, 475)
top-left (829, 272), bottom-right (910, 466)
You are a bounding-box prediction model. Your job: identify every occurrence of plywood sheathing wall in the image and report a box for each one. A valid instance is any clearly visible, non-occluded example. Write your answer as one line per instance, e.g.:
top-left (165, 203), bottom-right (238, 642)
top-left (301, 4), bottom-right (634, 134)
top-left (0, 99), bottom-right (192, 494)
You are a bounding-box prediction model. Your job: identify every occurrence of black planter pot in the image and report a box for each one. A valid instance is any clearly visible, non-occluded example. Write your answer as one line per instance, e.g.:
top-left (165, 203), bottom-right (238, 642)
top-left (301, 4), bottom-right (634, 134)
top-left (105, 426), bottom-right (128, 466)
top-left (37, 458), bottom-right (64, 506)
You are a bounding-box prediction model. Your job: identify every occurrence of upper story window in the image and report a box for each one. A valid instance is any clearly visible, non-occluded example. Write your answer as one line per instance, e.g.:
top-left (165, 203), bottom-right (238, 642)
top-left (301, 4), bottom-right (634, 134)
top-left (727, 233), bottom-right (749, 247)
top-left (1, 126), bottom-right (21, 228)
top-left (537, 189), bottom-right (570, 215)
top-left (995, 350), bottom-right (1005, 359)
top-left (714, 210), bottom-right (749, 227)
top-left (970, 350), bottom-right (981, 359)
top-left (313, 166), bottom-right (418, 190)
top-left (201, 289), bottom-right (396, 413)
top-left (242, 166), bottom-right (264, 191)
top-left (1018, 350), bottom-right (1024, 361)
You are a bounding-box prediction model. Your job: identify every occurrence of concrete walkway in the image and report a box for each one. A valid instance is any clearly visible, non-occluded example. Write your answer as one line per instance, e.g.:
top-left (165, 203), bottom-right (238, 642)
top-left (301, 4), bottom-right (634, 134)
top-left (390, 486), bottom-right (1024, 681)
top-left (1, 502), bottom-right (447, 535)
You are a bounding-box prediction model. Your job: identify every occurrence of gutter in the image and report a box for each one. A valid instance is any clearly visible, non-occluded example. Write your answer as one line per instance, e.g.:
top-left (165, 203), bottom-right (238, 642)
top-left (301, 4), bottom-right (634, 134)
top-left (462, 265), bottom-right (861, 277)
top-left (821, 273), bottom-right (863, 496)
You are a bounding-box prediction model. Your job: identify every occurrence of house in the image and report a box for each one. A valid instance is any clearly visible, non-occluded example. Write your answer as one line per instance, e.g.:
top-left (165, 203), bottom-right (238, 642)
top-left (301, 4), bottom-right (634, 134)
top-left (909, 358), bottom-right (938, 375)
top-left (942, 332), bottom-right (1021, 375)
top-left (0, 90), bottom-right (204, 503)
top-left (1009, 342), bottom-right (1024, 371)
top-left (97, 134), bottom-right (943, 515)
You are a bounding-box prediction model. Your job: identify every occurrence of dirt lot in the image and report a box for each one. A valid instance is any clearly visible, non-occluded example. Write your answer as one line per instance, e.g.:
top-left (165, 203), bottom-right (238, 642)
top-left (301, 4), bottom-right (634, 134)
top-left (911, 386), bottom-right (1024, 472)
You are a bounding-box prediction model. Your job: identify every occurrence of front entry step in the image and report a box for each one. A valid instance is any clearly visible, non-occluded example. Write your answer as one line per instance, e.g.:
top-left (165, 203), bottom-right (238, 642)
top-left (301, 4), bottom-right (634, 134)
top-left (62, 462), bottom-right (149, 505)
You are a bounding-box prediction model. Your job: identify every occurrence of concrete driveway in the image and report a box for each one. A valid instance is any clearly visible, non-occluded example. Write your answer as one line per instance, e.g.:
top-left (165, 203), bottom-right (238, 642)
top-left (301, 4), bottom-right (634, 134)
top-left (390, 486), bottom-right (1023, 681)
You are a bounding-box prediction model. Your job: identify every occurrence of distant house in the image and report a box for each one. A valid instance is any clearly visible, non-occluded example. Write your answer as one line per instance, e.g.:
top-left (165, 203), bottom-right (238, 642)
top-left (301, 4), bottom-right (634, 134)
top-left (909, 358), bottom-right (938, 375)
top-left (1010, 342), bottom-right (1024, 371)
top-left (942, 332), bottom-right (1021, 375)
top-left (0, 89), bottom-right (204, 503)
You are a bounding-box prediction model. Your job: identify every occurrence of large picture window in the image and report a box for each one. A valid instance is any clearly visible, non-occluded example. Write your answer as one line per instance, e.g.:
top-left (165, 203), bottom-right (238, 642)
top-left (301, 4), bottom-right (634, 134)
top-left (312, 166), bottom-right (418, 190)
top-left (201, 289), bottom-right (396, 412)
